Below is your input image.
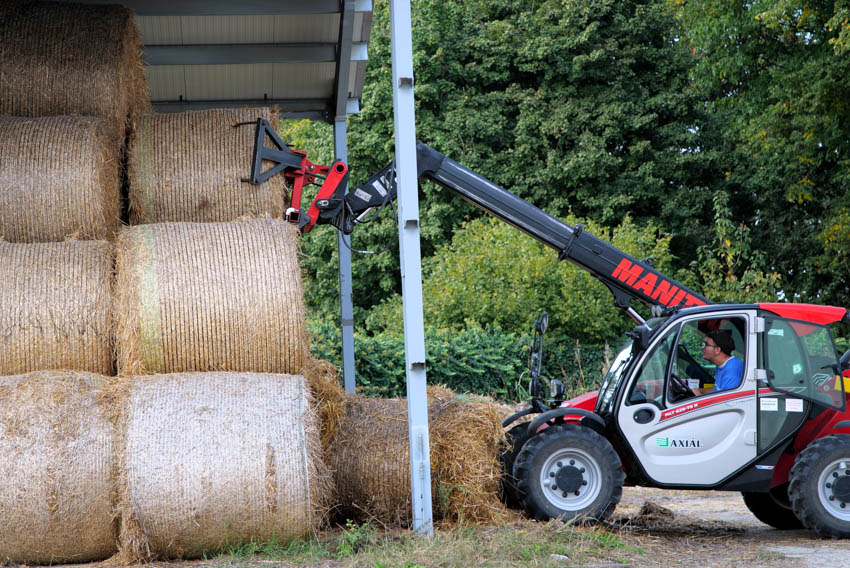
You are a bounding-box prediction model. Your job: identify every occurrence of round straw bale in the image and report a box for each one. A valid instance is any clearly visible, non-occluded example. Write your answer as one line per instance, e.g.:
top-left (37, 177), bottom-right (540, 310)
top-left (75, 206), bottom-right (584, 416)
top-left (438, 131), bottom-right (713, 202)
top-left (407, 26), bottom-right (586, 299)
top-left (0, 371), bottom-right (117, 564)
top-left (300, 356), bottom-right (346, 451)
top-left (128, 108), bottom-right (287, 224)
top-left (429, 396), bottom-right (507, 524)
top-left (114, 219), bottom-right (306, 375)
top-left (0, 1), bottom-right (150, 136)
top-left (0, 116), bottom-right (121, 242)
top-left (117, 372), bottom-right (330, 561)
top-left (328, 387), bottom-right (507, 527)
top-left (0, 240), bottom-right (114, 375)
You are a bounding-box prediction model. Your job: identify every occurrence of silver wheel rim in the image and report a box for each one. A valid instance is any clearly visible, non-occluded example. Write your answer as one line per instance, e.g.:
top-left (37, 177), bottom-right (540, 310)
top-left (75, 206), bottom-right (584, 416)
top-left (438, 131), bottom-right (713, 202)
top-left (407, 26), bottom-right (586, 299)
top-left (539, 447), bottom-right (602, 513)
top-left (817, 457), bottom-right (850, 522)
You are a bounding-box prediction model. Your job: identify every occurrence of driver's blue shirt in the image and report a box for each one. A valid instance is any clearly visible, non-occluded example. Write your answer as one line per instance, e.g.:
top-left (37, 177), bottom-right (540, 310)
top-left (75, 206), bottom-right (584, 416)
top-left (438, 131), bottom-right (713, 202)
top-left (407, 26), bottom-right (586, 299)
top-left (714, 356), bottom-right (743, 392)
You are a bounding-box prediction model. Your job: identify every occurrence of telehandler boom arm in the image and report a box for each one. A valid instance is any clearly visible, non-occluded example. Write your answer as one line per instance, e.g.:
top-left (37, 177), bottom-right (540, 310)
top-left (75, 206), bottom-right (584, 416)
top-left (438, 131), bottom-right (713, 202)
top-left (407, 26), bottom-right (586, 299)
top-left (249, 119), bottom-right (709, 313)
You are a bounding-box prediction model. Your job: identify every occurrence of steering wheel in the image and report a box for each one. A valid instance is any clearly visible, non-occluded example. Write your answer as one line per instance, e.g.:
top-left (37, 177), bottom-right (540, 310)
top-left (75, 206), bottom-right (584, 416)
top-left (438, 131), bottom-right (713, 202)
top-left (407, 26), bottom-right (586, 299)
top-left (669, 373), bottom-right (695, 402)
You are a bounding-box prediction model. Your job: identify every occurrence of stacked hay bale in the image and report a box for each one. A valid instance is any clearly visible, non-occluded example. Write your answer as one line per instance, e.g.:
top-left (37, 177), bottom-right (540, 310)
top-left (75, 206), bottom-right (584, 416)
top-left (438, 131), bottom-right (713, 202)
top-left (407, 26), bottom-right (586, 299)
top-left (113, 218), bottom-right (306, 375)
top-left (0, 0), bottom-right (150, 135)
top-left (0, 240), bottom-right (114, 376)
top-left (116, 372), bottom-right (330, 561)
top-left (1, 3), bottom-right (329, 564)
top-left (328, 387), bottom-right (508, 527)
top-left (127, 108), bottom-right (287, 224)
top-left (0, 371), bottom-right (117, 564)
top-left (0, 0), bottom-right (148, 370)
top-left (0, 116), bottom-right (122, 242)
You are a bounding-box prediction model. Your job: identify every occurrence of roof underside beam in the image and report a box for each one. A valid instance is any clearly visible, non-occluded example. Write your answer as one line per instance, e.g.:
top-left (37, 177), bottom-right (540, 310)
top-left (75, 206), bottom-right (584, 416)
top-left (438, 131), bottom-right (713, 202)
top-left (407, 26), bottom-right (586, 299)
top-left (143, 43), bottom-right (367, 66)
top-left (51, 0), bottom-right (341, 15)
top-left (333, 0), bottom-right (355, 121)
top-left (152, 98), bottom-right (331, 119)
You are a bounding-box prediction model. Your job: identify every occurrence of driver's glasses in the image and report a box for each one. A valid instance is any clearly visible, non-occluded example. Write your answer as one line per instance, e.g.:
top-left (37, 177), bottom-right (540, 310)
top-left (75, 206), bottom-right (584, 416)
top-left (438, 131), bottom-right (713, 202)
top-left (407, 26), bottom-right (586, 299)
top-left (702, 340), bottom-right (717, 350)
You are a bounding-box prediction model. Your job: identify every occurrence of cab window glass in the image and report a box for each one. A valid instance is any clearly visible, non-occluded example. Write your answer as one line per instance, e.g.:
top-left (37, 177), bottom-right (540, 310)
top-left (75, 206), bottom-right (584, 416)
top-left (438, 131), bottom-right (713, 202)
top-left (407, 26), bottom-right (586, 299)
top-left (765, 320), bottom-right (808, 394)
top-left (765, 318), bottom-right (844, 410)
top-left (669, 316), bottom-right (746, 402)
top-left (628, 327), bottom-right (676, 407)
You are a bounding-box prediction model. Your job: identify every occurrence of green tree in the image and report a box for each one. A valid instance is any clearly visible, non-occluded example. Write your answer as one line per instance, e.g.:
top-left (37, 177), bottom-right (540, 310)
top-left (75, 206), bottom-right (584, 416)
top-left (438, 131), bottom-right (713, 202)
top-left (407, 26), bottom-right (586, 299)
top-left (674, 0), bottom-right (850, 306)
top-left (678, 191), bottom-right (783, 303)
top-left (297, 0), bottom-right (718, 323)
top-left (366, 214), bottom-right (675, 343)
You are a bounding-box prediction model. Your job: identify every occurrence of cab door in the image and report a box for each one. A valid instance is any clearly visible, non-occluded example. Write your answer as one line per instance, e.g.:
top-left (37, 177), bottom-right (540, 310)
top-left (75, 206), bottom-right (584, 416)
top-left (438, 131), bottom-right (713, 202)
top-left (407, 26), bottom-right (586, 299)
top-left (616, 311), bottom-right (758, 485)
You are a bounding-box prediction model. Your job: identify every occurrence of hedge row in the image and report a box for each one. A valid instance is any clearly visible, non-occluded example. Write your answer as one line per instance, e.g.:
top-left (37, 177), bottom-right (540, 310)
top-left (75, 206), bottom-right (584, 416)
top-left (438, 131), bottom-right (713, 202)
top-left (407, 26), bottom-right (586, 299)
top-left (308, 321), bottom-right (615, 401)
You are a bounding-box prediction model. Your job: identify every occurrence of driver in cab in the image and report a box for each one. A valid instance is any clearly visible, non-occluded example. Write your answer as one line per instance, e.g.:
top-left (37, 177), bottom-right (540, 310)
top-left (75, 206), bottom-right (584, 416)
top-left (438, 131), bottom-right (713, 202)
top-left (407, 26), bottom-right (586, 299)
top-left (694, 331), bottom-right (743, 395)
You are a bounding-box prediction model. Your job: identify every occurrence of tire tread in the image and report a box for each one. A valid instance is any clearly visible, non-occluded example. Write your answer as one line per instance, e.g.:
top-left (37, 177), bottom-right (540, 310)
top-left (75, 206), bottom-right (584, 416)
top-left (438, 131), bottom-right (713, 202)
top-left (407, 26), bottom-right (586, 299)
top-left (788, 434), bottom-right (850, 538)
top-left (514, 424), bottom-right (624, 523)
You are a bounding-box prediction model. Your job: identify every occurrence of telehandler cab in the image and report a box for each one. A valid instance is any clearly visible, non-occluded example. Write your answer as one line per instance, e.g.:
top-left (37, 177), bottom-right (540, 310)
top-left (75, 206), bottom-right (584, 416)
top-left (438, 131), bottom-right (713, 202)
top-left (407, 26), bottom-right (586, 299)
top-left (250, 119), bottom-right (850, 537)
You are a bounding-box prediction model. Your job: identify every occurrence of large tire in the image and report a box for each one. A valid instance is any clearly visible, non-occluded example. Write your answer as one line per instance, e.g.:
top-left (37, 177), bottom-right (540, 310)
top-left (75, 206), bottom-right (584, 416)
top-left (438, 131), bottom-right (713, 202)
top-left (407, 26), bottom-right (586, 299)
top-left (742, 487), bottom-right (803, 530)
top-left (788, 434), bottom-right (850, 538)
top-left (513, 423), bottom-right (625, 523)
top-left (500, 423), bottom-right (529, 509)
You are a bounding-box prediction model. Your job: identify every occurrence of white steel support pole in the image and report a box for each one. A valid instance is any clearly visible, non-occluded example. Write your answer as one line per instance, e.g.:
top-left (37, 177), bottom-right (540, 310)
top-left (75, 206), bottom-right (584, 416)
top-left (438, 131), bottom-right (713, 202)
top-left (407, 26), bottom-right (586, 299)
top-left (389, 0), bottom-right (433, 535)
top-left (334, 119), bottom-right (356, 393)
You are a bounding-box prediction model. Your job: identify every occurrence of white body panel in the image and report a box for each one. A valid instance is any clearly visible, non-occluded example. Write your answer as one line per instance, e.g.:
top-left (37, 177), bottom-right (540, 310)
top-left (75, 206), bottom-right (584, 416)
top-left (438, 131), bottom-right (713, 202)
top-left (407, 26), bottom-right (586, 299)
top-left (616, 311), bottom-right (759, 485)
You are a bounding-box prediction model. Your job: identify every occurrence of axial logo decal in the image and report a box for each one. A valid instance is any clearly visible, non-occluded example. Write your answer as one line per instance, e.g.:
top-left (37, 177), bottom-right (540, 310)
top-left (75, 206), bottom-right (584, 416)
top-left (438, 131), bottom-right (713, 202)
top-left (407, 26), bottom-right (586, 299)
top-left (656, 437), bottom-right (703, 448)
top-left (611, 258), bottom-right (706, 307)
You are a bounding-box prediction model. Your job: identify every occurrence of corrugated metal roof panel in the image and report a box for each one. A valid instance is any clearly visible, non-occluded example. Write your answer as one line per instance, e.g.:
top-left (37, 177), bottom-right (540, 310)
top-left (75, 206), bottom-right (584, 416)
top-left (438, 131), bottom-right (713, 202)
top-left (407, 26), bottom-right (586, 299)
top-left (138, 14), bottom-right (343, 45)
top-left (136, 15), bottom-right (183, 44)
top-left (137, 14), bottom-right (341, 46)
top-left (147, 63), bottom-right (336, 103)
top-left (144, 65), bottom-right (186, 101)
top-left (272, 63), bottom-right (336, 99)
top-left (178, 15), bottom-right (277, 44)
top-left (184, 64), bottom-right (274, 101)
top-left (273, 14), bottom-right (340, 43)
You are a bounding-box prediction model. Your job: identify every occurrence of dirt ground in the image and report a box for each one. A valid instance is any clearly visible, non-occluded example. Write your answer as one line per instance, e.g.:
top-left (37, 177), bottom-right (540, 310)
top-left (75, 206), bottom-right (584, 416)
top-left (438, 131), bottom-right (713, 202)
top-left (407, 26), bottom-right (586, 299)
top-left (610, 486), bottom-right (850, 567)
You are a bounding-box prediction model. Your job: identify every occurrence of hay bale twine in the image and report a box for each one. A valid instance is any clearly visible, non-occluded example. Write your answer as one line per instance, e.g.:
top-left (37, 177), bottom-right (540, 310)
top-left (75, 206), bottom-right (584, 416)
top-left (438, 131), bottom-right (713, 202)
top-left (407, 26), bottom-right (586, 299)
top-left (0, 371), bottom-right (117, 564)
top-left (117, 372), bottom-right (329, 561)
top-left (128, 108), bottom-right (287, 224)
top-left (328, 387), bottom-right (507, 527)
top-left (0, 1), bottom-right (150, 135)
top-left (114, 219), bottom-right (306, 375)
top-left (0, 116), bottom-right (121, 242)
top-left (0, 240), bottom-right (114, 375)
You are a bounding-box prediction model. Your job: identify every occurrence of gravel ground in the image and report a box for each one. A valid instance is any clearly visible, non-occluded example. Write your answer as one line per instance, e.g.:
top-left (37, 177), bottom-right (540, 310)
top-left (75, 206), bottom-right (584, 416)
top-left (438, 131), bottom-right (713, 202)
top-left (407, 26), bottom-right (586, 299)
top-left (611, 486), bottom-right (850, 567)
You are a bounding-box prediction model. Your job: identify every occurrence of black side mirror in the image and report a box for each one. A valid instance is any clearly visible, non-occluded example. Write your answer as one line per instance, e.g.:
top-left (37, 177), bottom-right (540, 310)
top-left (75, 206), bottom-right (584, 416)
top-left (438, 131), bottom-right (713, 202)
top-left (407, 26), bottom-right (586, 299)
top-left (535, 312), bottom-right (548, 335)
top-left (629, 325), bottom-right (652, 354)
top-left (549, 379), bottom-right (565, 401)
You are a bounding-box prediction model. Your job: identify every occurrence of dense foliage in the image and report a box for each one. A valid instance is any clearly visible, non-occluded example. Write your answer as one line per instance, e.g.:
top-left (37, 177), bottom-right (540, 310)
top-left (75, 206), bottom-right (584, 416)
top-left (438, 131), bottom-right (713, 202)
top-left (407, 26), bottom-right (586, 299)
top-left (674, 0), bottom-right (850, 307)
top-left (282, 0), bottom-right (850, 389)
top-left (290, 0), bottom-right (726, 328)
top-left (364, 215), bottom-right (674, 342)
top-left (309, 320), bottom-right (612, 401)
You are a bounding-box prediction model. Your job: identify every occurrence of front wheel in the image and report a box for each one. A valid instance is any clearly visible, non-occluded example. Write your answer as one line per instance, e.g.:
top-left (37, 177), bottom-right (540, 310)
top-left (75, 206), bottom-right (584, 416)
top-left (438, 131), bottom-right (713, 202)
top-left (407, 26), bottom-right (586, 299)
top-left (513, 423), bottom-right (625, 523)
top-left (788, 434), bottom-right (850, 538)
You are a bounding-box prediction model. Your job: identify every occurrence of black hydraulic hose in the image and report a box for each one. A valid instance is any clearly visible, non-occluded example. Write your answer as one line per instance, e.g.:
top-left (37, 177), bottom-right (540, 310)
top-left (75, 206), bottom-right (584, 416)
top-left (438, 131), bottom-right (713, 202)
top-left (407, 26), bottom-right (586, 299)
top-left (502, 406), bottom-right (536, 428)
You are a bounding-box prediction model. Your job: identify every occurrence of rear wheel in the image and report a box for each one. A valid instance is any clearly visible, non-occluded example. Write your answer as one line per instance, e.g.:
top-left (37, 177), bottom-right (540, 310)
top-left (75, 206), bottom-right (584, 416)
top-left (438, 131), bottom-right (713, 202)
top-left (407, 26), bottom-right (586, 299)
top-left (741, 487), bottom-right (803, 530)
top-left (789, 434), bottom-right (850, 538)
top-left (513, 423), bottom-right (624, 523)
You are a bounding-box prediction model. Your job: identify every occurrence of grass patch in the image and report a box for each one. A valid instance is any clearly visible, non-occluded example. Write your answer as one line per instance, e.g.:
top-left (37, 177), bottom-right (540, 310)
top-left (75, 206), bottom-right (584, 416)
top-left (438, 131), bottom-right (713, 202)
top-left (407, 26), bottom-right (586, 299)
top-left (211, 518), bottom-right (642, 568)
top-left (217, 536), bottom-right (332, 564)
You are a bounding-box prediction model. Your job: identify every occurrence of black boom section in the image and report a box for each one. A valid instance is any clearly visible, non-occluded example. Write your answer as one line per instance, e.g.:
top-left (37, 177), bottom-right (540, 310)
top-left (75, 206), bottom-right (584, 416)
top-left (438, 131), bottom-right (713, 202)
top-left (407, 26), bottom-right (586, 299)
top-left (346, 142), bottom-right (710, 310)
